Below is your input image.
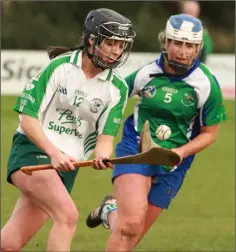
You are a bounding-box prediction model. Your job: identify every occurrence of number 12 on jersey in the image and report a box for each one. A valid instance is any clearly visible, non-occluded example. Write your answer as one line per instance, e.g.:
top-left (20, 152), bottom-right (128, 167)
top-left (73, 96), bottom-right (84, 107)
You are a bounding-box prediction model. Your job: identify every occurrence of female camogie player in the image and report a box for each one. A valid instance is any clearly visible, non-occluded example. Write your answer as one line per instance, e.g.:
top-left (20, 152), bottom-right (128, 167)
top-left (1, 8), bottom-right (135, 252)
top-left (86, 14), bottom-right (226, 252)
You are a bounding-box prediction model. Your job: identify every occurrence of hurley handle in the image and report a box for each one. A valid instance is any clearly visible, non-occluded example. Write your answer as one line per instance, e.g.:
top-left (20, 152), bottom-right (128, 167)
top-left (20, 160), bottom-right (94, 175)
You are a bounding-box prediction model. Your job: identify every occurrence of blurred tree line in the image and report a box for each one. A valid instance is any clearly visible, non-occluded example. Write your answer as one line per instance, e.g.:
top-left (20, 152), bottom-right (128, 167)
top-left (2, 0), bottom-right (235, 53)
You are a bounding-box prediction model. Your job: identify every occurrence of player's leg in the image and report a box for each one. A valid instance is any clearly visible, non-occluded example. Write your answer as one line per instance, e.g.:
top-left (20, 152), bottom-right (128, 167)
top-left (87, 188), bottom-right (163, 251)
top-left (105, 186), bottom-right (163, 236)
top-left (86, 170), bottom-right (186, 251)
top-left (3, 133), bottom-right (79, 251)
top-left (86, 196), bottom-right (162, 238)
top-left (134, 203), bottom-right (163, 247)
top-left (10, 169), bottom-right (79, 252)
top-left (134, 171), bottom-right (187, 247)
top-left (90, 196), bottom-right (162, 235)
top-left (105, 173), bottom-right (151, 252)
top-left (1, 192), bottom-right (48, 251)
top-left (86, 116), bottom-right (158, 251)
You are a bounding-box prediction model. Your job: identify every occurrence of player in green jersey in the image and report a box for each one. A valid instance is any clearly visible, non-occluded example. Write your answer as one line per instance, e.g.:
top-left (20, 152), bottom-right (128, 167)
top-left (1, 8), bottom-right (135, 252)
top-left (86, 14), bottom-right (226, 251)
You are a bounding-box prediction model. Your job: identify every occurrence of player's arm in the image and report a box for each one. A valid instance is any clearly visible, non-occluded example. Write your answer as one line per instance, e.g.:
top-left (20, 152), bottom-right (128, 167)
top-left (93, 77), bottom-right (129, 170)
top-left (19, 114), bottom-right (76, 171)
top-left (93, 134), bottom-right (114, 169)
top-left (172, 76), bottom-right (226, 160)
top-left (16, 64), bottom-right (58, 155)
top-left (172, 124), bottom-right (220, 159)
top-left (20, 114), bottom-right (60, 156)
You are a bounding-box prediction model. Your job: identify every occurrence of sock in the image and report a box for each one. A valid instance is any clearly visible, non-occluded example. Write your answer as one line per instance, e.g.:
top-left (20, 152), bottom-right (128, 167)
top-left (101, 200), bottom-right (117, 229)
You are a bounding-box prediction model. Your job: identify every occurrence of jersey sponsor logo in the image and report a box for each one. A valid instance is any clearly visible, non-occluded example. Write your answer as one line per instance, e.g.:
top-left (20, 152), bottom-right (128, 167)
top-left (48, 121), bottom-right (83, 138)
top-left (19, 98), bottom-right (28, 112)
top-left (181, 93), bottom-right (195, 107)
top-left (113, 117), bottom-right (122, 124)
top-left (57, 85), bottom-right (67, 95)
top-left (74, 90), bottom-right (88, 97)
top-left (47, 108), bottom-right (83, 138)
top-left (20, 92), bottom-right (35, 103)
top-left (162, 87), bottom-right (178, 94)
top-left (56, 108), bottom-right (83, 128)
top-left (25, 82), bottom-right (35, 90)
top-left (89, 98), bottom-right (104, 113)
top-left (142, 86), bottom-right (156, 98)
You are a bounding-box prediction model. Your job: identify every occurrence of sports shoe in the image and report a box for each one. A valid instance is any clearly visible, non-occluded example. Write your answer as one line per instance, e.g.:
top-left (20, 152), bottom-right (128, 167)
top-left (86, 194), bottom-right (117, 229)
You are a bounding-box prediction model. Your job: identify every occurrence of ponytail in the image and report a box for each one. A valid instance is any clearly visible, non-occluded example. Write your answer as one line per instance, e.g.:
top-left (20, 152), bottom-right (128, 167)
top-left (47, 45), bottom-right (84, 60)
top-left (158, 31), bottom-right (166, 51)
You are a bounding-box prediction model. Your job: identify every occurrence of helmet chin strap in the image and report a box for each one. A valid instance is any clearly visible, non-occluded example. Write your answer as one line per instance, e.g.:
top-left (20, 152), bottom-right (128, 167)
top-left (163, 52), bottom-right (197, 75)
top-left (162, 39), bottom-right (202, 75)
top-left (85, 35), bottom-right (131, 70)
top-left (84, 37), bottom-right (110, 70)
top-left (91, 48), bottom-right (120, 69)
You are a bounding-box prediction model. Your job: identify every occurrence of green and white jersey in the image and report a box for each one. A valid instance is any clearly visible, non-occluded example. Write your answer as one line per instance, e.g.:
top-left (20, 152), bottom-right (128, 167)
top-left (126, 56), bottom-right (226, 149)
top-left (14, 50), bottom-right (128, 160)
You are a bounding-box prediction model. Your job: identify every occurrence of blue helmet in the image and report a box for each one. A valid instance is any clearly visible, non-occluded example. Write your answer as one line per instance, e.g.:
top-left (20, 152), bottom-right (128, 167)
top-left (161, 14), bottom-right (203, 74)
top-left (165, 14), bottom-right (203, 44)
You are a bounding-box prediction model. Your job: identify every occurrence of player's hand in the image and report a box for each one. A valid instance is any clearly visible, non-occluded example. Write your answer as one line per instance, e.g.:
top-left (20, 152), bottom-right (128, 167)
top-left (92, 157), bottom-right (113, 170)
top-left (168, 148), bottom-right (184, 172)
top-left (171, 148), bottom-right (184, 165)
top-left (49, 150), bottom-right (76, 172)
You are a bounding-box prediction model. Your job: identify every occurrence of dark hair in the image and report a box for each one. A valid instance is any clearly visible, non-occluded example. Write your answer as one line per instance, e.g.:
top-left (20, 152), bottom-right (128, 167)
top-left (47, 45), bottom-right (84, 60)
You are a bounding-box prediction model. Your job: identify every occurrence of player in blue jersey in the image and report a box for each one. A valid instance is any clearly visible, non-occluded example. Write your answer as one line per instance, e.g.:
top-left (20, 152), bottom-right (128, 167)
top-left (86, 14), bottom-right (226, 251)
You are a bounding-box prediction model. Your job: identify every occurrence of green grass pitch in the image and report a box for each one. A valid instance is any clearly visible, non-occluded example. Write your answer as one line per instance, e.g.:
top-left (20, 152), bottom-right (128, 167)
top-left (1, 96), bottom-right (234, 251)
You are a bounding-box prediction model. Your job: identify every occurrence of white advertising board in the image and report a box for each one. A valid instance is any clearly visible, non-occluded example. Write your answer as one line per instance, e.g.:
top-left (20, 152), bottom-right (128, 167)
top-left (1, 50), bottom-right (235, 99)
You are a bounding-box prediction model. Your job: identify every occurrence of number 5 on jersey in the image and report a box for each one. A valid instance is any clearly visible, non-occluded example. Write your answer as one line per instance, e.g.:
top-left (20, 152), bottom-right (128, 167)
top-left (164, 92), bottom-right (172, 103)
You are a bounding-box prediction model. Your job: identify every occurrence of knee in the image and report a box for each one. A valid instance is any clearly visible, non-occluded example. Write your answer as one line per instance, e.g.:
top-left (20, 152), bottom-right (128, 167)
top-left (60, 207), bottom-right (79, 228)
top-left (54, 204), bottom-right (79, 229)
top-left (118, 217), bottom-right (145, 241)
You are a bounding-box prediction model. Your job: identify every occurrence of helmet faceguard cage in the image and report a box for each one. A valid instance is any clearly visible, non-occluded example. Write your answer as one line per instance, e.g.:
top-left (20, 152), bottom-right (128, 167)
top-left (159, 14), bottom-right (203, 74)
top-left (83, 9), bottom-right (136, 69)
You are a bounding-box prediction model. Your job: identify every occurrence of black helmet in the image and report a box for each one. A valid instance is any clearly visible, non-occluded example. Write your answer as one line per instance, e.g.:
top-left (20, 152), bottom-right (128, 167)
top-left (83, 8), bottom-right (136, 69)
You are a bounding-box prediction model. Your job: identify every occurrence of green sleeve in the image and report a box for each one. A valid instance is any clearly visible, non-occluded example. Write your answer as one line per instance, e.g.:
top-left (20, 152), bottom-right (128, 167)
top-left (13, 56), bottom-right (69, 118)
top-left (100, 76), bottom-right (129, 136)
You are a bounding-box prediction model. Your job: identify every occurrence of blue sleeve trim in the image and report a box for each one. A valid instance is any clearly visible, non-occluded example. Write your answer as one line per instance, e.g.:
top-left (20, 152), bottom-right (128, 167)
top-left (125, 76), bottom-right (134, 97)
top-left (128, 84), bottom-right (133, 97)
top-left (213, 75), bottom-right (221, 88)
